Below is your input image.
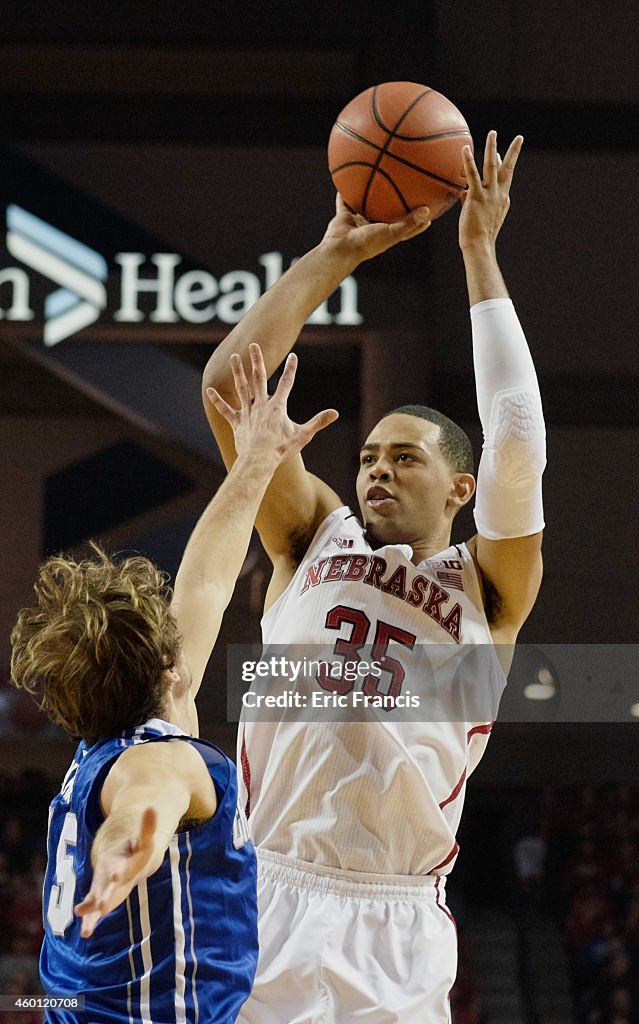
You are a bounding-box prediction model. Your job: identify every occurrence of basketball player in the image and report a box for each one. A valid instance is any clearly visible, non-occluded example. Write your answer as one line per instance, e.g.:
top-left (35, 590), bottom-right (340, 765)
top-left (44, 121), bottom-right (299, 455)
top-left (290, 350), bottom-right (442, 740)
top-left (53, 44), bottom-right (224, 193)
top-left (202, 132), bottom-right (545, 1022)
top-left (10, 347), bottom-right (337, 1024)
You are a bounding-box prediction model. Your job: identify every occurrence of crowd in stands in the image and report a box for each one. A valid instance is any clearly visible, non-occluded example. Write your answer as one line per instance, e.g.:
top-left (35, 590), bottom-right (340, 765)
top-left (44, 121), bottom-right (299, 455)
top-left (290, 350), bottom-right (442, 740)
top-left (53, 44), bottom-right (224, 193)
top-left (546, 786), bottom-right (639, 1024)
top-left (445, 783), bottom-right (639, 1024)
top-left (0, 770), bottom-right (54, 1024)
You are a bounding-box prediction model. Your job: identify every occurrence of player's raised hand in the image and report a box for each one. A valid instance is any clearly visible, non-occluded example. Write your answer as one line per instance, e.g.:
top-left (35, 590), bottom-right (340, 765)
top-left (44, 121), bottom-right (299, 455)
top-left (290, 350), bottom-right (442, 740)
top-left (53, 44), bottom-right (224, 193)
top-left (75, 807), bottom-right (162, 938)
top-left (206, 343), bottom-right (338, 465)
top-left (322, 193), bottom-right (431, 263)
top-left (458, 131), bottom-right (523, 250)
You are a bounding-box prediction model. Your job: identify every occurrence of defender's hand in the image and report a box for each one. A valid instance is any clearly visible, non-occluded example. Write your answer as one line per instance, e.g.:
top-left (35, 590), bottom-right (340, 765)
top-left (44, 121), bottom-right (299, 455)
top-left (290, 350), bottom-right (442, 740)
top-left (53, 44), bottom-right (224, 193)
top-left (322, 193), bottom-right (431, 264)
top-left (458, 131), bottom-right (523, 251)
top-left (75, 807), bottom-right (161, 938)
top-left (207, 343), bottom-right (338, 465)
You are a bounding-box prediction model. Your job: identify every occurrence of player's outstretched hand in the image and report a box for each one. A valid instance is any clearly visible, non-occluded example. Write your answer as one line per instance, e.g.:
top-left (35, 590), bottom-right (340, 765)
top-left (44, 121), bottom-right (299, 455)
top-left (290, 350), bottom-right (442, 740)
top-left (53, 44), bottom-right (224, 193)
top-left (75, 807), bottom-right (161, 938)
top-left (206, 343), bottom-right (338, 466)
top-left (458, 131), bottom-right (523, 250)
top-left (322, 193), bottom-right (431, 263)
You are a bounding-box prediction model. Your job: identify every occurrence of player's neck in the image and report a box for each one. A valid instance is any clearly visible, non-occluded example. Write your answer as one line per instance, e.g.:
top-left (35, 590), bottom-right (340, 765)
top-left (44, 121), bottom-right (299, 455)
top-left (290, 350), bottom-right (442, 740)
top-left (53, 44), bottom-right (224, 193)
top-left (161, 694), bottom-right (197, 737)
top-left (366, 525), bottom-right (452, 564)
top-left (409, 533), bottom-right (453, 565)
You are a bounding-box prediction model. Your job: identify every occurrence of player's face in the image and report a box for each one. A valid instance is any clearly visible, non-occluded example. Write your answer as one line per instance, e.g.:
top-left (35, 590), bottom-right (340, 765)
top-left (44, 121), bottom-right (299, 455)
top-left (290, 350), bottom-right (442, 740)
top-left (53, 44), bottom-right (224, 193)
top-left (356, 414), bottom-right (461, 546)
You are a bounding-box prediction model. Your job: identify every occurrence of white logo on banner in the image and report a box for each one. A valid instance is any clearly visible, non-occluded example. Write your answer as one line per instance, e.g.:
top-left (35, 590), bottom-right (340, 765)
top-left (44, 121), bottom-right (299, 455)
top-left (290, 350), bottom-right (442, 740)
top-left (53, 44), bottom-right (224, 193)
top-left (1, 206), bottom-right (363, 344)
top-left (6, 205), bottom-right (107, 346)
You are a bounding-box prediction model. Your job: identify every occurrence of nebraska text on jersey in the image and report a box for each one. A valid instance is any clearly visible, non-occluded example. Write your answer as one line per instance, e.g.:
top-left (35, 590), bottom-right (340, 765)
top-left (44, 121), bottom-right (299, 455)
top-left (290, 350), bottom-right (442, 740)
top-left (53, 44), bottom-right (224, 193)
top-left (300, 553), bottom-right (463, 643)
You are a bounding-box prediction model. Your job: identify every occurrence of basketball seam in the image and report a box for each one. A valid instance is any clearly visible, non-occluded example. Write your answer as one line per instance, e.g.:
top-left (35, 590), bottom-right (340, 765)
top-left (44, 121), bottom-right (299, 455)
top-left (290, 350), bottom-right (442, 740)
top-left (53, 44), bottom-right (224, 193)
top-left (330, 161), bottom-right (413, 212)
top-left (362, 86), bottom-right (441, 219)
top-left (331, 120), bottom-right (470, 191)
top-left (336, 119), bottom-right (472, 145)
top-left (371, 87), bottom-right (433, 138)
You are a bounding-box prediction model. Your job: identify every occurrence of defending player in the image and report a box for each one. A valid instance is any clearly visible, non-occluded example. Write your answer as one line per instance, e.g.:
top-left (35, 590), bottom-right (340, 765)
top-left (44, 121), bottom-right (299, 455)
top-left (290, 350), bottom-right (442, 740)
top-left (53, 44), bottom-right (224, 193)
top-left (202, 133), bottom-right (545, 1022)
top-left (10, 347), bottom-right (337, 1024)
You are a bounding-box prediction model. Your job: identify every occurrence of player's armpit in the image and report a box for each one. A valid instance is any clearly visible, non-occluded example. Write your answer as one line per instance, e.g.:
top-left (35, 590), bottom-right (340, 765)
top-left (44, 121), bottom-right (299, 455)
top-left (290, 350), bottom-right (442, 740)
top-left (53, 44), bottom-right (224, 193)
top-left (100, 739), bottom-right (217, 826)
top-left (255, 467), bottom-right (341, 564)
top-left (468, 531), bottom-right (543, 637)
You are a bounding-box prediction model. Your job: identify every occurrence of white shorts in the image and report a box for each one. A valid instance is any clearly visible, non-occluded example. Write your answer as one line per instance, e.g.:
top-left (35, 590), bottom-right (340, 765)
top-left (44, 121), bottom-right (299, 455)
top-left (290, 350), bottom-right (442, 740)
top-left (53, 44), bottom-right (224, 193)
top-left (238, 849), bottom-right (457, 1024)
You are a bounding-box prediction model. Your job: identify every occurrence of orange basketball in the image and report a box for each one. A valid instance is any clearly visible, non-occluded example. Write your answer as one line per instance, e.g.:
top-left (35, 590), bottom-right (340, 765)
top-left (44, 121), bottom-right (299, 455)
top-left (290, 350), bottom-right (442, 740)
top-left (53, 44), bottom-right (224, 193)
top-left (328, 81), bottom-right (473, 223)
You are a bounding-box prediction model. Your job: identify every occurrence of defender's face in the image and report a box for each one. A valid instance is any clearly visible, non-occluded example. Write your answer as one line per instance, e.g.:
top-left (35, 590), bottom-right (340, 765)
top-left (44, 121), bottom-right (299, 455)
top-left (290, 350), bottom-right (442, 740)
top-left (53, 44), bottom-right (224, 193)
top-left (356, 414), bottom-right (459, 546)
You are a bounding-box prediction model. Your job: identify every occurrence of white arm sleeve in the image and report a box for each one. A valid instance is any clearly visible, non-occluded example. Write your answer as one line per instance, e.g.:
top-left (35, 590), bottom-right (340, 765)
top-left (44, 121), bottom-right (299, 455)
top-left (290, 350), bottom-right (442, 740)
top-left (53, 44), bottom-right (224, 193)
top-left (471, 298), bottom-right (546, 540)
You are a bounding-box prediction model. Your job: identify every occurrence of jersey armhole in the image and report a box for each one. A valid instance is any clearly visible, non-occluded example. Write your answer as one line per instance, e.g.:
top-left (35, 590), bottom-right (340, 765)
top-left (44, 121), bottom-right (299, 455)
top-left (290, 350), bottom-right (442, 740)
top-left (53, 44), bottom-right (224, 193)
top-left (85, 736), bottom-right (231, 834)
top-left (167, 735), bottom-right (230, 818)
top-left (84, 754), bottom-right (123, 836)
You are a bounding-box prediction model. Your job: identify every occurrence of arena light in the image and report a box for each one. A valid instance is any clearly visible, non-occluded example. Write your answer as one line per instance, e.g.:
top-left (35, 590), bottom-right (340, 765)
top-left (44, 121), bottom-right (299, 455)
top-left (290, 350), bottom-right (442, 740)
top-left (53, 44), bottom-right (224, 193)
top-left (498, 646), bottom-right (560, 721)
top-left (524, 682), bottom-right (556, 700)
top-left (524, 666), bottom-right (557, 700)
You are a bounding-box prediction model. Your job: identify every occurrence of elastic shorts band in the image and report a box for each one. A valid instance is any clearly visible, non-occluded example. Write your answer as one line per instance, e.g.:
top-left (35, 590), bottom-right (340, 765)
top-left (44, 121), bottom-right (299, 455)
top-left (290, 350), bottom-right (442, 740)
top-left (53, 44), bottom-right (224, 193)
top-left (257, 847), bottom-right (444, 902)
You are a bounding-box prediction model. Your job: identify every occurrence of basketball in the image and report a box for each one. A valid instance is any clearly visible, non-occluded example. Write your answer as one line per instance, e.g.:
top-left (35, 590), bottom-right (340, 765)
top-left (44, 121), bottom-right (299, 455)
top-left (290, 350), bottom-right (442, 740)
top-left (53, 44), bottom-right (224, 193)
top-left (328, 81), bottom-right (473, 223)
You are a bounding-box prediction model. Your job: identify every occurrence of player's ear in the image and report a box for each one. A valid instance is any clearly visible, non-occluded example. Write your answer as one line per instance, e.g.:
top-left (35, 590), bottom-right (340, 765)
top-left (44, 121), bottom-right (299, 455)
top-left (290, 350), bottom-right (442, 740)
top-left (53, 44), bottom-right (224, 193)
top-left (161, 655), bottom-right (180, 688)
top-left (163, 652), bottom-right (191, 699)
top-left (447, 473), bottom-right (475, 511)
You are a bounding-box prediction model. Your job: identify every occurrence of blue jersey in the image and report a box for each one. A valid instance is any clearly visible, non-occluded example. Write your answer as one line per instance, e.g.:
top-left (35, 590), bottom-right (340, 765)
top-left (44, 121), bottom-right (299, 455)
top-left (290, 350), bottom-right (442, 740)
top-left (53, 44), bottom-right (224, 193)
top-left (41, 719), bottom-right (257, 1024)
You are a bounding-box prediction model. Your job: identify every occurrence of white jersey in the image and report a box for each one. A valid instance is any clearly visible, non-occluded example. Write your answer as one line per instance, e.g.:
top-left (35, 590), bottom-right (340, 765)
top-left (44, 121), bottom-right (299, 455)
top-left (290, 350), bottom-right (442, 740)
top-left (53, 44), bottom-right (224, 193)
top-left (238, 507), bottom-right (506, 877)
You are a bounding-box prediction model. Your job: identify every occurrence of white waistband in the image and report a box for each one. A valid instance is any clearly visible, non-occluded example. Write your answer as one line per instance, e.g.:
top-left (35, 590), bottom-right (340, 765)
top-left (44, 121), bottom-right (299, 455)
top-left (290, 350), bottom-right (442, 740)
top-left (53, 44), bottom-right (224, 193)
top-left (257, 847), bottom-right (446, 902)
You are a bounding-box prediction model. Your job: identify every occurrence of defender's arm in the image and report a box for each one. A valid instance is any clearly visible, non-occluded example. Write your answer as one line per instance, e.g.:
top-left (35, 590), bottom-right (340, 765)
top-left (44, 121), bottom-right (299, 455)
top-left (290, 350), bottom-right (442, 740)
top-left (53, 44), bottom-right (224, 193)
top-left (173, 346), bottom-right (337, 692)
top-left (75, 740), bottom-right (216, 937)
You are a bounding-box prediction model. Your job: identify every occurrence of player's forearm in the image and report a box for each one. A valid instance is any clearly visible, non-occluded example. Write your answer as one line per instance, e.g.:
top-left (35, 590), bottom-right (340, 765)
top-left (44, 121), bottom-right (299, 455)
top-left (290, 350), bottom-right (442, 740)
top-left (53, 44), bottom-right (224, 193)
top-left (472, 299), bottom-right (545, 539)
top-left (461, 239), bottom-right (510, 307)
top-left (203, 239), bottom-right (358, 396)
top-left (174, 450), bottom-right (277, 601)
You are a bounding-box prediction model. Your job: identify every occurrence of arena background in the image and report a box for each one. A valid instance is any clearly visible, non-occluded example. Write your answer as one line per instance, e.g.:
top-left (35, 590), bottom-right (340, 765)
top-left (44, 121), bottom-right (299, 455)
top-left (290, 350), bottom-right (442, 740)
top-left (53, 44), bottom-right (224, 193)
top-left (1, 2), bottom-right (638, 1021)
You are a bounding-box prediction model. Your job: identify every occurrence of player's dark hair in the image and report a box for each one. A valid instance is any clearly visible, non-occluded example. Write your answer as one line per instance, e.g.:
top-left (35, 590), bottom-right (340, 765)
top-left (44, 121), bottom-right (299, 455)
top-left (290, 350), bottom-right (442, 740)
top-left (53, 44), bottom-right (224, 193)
top-left (10, 543), bottom-right (180, 746)
top-left (389, 405), bottom-right (474, 474)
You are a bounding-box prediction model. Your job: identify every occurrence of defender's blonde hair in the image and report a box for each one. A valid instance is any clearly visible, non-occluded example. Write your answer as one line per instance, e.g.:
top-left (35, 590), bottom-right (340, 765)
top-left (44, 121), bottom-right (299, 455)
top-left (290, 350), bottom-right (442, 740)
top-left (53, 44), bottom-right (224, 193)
top-left (10, 544), bottom-right (181, 746)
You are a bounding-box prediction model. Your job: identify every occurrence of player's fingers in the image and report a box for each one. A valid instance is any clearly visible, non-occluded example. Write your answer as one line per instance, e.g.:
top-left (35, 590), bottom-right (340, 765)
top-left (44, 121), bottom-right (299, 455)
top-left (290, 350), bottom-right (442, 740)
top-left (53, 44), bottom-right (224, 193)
top-left (335, 192), bottom-right (347, 216)
top-left (461, 145), bottom-right (482, 192)
top-left (386, 206), bottom-right (431, 241)
top-left (498, 134), bottom-right (524, 186)
top-left (482, 130), bottom-right (499, 184)
top-left (79, 910), bottom-right (102, 939)
top-left (403, 207), bottom-right (432, 238)
top-left (273, 352), bottom-right (298, 405)
top-left (206, 387), bottom-right (238, 424)
top-left (335, 192), bottom-right (360, 220)
top-left (296, 408), bottom-right (339, 445)
top-left (75, 891), bottom-right (108, 936)
top-left (248, 343), bottom-right (268, 402)
top-left (335, 192), bottom-right (355, 217)
top-left (229, 353), bottom-right (252, 409)
top-left (84, 867), bottom-right (120, 899)
top-left (74, 893), bottom-right (97, 916)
